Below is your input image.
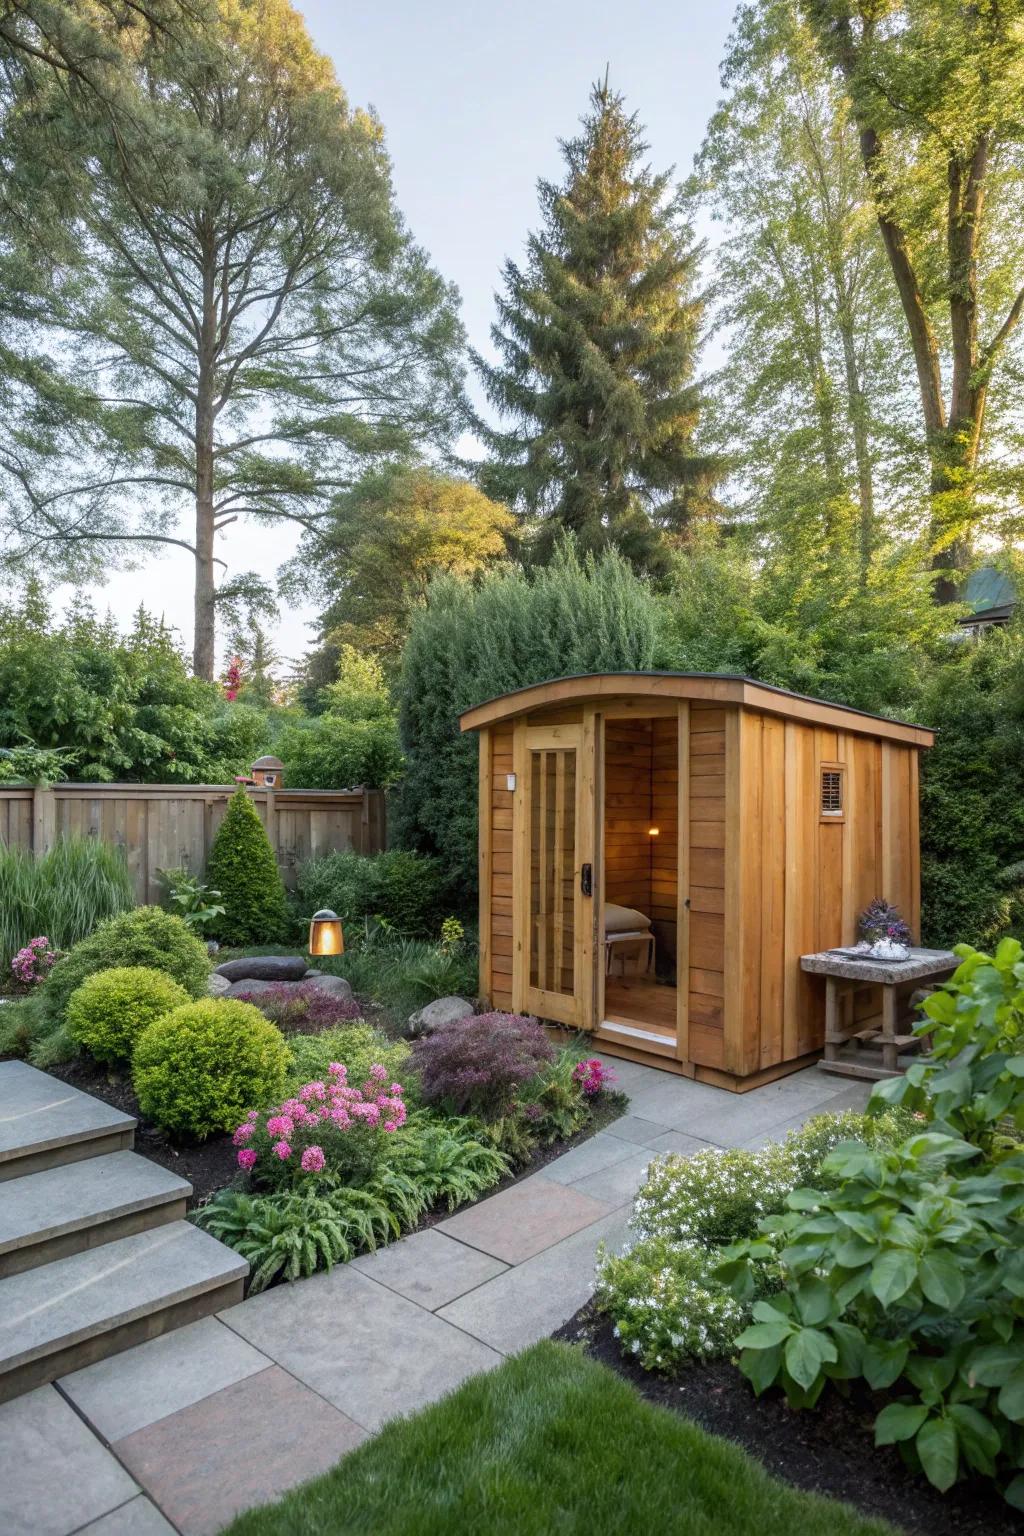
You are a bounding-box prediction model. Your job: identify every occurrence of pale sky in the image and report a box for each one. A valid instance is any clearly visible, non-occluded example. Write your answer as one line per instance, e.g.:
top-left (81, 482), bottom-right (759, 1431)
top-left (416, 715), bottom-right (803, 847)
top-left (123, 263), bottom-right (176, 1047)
top-left (55, 0), bottom-right (738, 670)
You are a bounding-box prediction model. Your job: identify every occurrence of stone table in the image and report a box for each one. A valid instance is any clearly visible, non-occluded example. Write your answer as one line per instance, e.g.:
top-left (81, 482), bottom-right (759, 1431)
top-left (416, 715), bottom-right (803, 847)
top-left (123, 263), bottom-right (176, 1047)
top-left (800, 947), bottom-right (959, 1079)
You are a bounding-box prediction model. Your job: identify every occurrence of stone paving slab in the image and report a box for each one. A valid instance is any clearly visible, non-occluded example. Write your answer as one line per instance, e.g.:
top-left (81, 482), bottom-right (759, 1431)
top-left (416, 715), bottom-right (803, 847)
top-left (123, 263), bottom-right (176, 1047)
top-left (646, 1130), bottom-right (714, 1160)
top-left (351, 1228), bottom-right (508, 1310)
top-left (602, 1113), bottom-right (679, 1148)
top-left (437, 1206), bottom-right (633, 1355)
top-left (0, 1385), bottom-right (138, 1536)
top-left (539, 1130), bottom-right (640, 1185)
top-left (561, 1146), bottom-right (657, 1206)
top-left (61, 1314), bottom-right (271, 1442)
top-left (0, 1222), bottom-right (248, 1377)
top-left (680, 1075), bottom-right (851, 1148)
top-left (0, 1151), bottom-right (189, 1257)
top-left (220, 1262), bottom-right (502, 1431)
top-left (77, 1496), bottom-right (176, 1535)
top-left (113, 1365), bottom-right (365, 1536)
top-left (0, 1061), bottom-right (134, 1173)
top-left (437, 1175), bottom-right (612, 1263)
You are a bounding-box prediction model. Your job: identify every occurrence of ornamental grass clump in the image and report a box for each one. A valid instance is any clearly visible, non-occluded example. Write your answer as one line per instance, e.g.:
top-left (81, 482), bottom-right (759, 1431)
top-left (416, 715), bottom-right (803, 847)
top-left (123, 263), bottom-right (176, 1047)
top-left (412, 1012), bottom-right (553, 1118)
top-left (234, 1061), bottom-right (408, 1187)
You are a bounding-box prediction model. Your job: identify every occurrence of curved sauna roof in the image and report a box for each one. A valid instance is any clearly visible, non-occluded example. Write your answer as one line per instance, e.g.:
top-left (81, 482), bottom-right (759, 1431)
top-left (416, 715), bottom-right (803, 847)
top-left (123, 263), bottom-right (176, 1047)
top-left (458, 672), bottom-right (934, 748)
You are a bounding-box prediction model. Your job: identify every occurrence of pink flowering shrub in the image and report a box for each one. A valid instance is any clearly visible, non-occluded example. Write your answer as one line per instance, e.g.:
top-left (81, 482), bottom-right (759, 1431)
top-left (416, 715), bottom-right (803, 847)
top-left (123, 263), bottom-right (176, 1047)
top-left (233, 1061), bottom-right (407, 1187)
top-left (11, 936), bottom-right (58, 988)
top-left (412, 1013), bottom-right (553, 1118)
top-left (233, 982), bottom-right (362, 1036)
top-left (573, 1058), bottom-right (615, 1096)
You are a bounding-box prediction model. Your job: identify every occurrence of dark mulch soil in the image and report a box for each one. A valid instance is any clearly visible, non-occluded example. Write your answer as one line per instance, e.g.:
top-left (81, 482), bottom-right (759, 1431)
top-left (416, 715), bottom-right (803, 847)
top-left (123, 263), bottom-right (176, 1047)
top-left (47, 1056), bottom-right (236, 1204)
top-left (553, 1302), bottom-right (1020, 1536)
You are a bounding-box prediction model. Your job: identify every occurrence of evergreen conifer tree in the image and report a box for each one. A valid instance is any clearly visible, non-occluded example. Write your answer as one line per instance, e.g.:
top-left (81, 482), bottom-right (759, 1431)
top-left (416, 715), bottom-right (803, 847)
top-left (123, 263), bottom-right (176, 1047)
top-left (476, 75), bottom-right (718, 572)
top-left (206, 787), bottom-right (289, 945)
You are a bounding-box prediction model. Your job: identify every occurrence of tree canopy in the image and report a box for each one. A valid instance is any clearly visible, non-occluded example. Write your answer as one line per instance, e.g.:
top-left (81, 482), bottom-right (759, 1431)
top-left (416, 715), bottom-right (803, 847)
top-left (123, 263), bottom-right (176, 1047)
top-left (476, 75), bottom-right (719, 574)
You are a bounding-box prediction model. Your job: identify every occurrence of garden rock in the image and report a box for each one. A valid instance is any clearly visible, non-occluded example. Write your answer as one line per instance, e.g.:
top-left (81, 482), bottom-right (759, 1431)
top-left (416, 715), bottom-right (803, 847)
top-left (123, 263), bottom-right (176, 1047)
top-left (214, 955), bottom-right (308, 983)
top-left (302, 973), bottom-right (354, 1001)
top-left (206, 972), bottom-right (232, 996)
top-left (407, 995), bottom-right (475, 1037)
top-left (225, 978), bottom-right (277, 998)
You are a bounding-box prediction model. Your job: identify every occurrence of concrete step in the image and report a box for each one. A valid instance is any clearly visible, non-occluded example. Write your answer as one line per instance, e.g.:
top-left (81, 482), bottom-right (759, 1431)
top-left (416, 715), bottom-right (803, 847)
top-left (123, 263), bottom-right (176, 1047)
top-left (0, 1221), bottom-right (249, 1404)
top-left (0, 1060), bottom-right (135, 1182)
top-left (0, 1151), bottom-right (192, 1278)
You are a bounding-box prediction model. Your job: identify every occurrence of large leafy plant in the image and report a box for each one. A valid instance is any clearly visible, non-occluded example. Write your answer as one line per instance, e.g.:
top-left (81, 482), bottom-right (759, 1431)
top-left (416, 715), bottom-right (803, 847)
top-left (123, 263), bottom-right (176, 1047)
top-left (718, 1132), bottom-right (1024, 1504)
top-left (872, 939), bottom-right (1024, 1157)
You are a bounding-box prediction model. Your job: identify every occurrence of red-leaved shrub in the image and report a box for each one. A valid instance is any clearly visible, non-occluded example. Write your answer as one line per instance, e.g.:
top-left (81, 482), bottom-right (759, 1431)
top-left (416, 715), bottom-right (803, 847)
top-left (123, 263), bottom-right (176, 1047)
top-left (234, 982), bottom-right (362, 1036)
top-left (412, 1012), bottom-right (553, 1118)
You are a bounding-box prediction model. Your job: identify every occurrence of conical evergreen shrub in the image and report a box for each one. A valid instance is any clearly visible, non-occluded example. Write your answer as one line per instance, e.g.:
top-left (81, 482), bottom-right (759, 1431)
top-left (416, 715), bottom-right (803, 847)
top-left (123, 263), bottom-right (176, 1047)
top-left (206, 787), bottom-right (290, 945)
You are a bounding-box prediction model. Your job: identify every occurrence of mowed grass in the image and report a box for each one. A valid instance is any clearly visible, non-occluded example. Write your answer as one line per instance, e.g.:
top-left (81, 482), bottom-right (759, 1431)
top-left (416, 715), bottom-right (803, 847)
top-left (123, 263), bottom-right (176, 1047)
top-left (221, 1341), bottom-right (897, 1536)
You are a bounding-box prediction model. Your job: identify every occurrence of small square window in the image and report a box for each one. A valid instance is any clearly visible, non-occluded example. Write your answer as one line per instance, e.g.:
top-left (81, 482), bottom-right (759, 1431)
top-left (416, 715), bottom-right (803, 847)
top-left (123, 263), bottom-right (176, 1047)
top-left (821, 767), bottom-right (844, 817)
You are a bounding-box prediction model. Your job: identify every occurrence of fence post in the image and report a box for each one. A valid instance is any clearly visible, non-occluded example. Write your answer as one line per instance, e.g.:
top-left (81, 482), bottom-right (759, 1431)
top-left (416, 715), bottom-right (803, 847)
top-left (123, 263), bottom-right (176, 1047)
top-left (33, 785), bottom-right (56, 856)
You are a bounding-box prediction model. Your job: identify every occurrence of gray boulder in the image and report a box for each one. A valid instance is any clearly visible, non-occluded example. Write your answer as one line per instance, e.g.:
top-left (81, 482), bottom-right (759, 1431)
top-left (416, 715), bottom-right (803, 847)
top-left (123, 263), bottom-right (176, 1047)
top-left (206, 972), bottom-right (232, 997)
top-left (302, 973), bottom-right (354, 1002)
top-left (226, 978), bottom-right (277, 998)
top-left (407, 995), bottom-right (475, 1037)
top-left (214, 955), bottom-right (308, 983)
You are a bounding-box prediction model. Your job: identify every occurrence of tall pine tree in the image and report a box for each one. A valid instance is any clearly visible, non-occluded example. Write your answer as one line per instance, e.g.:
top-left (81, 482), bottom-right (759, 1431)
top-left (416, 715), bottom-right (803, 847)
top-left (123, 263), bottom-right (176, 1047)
top-left (476, 75), bottom-right (717, 573)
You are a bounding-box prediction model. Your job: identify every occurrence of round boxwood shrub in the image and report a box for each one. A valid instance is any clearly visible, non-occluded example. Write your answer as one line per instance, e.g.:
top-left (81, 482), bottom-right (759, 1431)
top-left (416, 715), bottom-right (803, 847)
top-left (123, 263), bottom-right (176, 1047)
top-left (66, 966), bottom-right (190, 1065)
top-left (45, 906), bottom-right (209, 1022)
top-left (205, 786), bottom-right (290, 945)
top-left (132, 999), bottom-right (291, 1139)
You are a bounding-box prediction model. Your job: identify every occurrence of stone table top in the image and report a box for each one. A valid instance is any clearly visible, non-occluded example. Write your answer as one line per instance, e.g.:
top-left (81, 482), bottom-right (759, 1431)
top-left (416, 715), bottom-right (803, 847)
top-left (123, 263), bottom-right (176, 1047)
top-left (800, 946), bottom-right (959, 985)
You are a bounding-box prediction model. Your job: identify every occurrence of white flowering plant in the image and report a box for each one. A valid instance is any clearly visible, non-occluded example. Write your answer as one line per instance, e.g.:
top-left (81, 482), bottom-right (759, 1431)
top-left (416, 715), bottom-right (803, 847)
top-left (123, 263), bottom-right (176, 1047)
top-left (595, 1108), bottom-right (917, 1373)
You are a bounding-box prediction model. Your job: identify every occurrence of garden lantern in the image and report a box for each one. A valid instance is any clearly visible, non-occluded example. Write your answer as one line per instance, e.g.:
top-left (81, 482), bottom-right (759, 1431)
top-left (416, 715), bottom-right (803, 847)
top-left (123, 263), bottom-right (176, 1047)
top-left (308, 909), bottom-right (344, 957)
top-left (250, 755), bottom-right (284, 788)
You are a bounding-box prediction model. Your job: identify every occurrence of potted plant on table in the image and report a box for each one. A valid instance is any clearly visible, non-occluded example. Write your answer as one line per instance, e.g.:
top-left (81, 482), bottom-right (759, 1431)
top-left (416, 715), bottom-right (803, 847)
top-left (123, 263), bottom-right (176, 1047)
top-left (857, 899), bottom-right (912, 960)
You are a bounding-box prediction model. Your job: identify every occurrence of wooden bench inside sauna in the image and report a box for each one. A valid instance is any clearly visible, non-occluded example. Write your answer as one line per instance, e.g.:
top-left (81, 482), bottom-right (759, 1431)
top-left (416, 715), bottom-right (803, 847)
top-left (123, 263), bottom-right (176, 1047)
top-left (460, 672), bottom-right (934, 1091)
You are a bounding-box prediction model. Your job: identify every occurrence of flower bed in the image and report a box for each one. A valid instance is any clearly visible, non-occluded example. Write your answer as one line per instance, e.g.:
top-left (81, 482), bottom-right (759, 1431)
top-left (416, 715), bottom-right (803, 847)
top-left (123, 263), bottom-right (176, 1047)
top-left (591, 941), bottom-right (1024, 1519)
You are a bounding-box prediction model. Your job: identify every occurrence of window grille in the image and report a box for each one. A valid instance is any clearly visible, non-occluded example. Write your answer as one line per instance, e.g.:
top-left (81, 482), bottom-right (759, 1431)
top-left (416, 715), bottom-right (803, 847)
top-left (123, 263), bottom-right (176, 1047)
top-left (821, 768), bottom-right (844, 816)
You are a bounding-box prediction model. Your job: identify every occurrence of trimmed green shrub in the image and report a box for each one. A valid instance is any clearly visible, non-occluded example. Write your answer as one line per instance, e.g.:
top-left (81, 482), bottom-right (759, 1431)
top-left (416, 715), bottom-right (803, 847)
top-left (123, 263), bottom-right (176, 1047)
top-left (284, 1024), bottom-right (414, 1101)
top-left (275, 714), bottom-right (404, 791)
top-left (66, 966), bottom-right (190, 1065)
top-left (205, 787), bottom-right (290, 944)
top-left (132, 998), bottom-right (291, 1139)
top-left (44, 906), bottom-right (210, 1022)
top-left (294, 850), bottom-right (448, 937)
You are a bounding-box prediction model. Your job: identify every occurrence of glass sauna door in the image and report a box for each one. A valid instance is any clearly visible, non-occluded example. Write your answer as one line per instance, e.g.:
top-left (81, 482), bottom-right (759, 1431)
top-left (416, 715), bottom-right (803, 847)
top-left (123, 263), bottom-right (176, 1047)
top-left (514, 723), bottom-right (594, 1029)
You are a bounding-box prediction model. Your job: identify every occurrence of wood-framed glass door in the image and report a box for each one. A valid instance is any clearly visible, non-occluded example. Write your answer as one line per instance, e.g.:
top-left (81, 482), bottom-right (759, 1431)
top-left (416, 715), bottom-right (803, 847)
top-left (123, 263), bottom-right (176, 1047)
top-left (512, 719), bottom-right (596, 1029)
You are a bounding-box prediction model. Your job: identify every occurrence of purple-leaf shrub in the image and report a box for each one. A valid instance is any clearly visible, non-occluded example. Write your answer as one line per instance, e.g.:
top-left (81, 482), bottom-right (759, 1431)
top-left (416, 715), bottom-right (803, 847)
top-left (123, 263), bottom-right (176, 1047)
top-left (234, 1061), bottom-right (407, 1188)
top-left (234, 981), bottom-right (362, 1035)
top-left (412, 1012), bottom-right (554, 1118)
top-left (11, 936), bottom-right (58, 987)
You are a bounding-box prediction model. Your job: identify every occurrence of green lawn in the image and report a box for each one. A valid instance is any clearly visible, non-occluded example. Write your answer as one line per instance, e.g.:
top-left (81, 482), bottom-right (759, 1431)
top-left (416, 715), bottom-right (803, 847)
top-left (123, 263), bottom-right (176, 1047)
top-left (221, 1341), bottom-right (897, 1536)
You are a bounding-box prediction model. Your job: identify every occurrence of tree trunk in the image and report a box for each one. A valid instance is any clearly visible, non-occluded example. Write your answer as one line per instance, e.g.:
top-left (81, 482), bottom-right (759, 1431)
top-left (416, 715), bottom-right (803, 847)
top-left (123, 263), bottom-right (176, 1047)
top-left (836, 322), bottom-right (875, 582)
top-left (193, 244), bottom-right (218, 680)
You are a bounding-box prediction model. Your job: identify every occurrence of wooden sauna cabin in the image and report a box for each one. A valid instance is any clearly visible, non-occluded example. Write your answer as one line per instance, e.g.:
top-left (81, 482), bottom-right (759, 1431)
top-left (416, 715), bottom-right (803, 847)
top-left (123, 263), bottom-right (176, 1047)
top-left (460, 673), bottom-right (934, 1091)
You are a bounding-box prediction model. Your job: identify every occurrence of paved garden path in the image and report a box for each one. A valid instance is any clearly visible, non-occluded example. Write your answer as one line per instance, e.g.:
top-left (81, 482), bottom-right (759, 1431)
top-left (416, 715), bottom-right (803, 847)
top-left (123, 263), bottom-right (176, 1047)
top-left (1, 1057), bottom-right (870, 1536)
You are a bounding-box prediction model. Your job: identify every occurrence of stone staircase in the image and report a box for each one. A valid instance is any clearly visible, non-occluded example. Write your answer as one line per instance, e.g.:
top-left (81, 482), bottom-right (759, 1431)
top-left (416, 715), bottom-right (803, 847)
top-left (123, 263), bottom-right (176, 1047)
top-left (0, 1059), bottom-right (248, 1404)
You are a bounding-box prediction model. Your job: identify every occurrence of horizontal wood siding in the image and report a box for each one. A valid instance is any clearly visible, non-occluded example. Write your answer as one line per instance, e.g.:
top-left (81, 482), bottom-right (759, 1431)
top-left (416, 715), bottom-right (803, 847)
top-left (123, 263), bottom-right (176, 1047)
top-left (0, 784), bottom-right (384, 904)
top-left (688, 706), bottom-right (726, 1067)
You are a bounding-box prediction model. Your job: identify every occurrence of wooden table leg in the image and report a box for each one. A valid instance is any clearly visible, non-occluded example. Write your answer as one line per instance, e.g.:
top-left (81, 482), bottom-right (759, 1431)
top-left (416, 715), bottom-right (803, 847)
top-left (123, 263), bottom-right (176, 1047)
top-left (881, 985), bottom-right (898, 1072)
top-left (824, 977), bottom-right (840, 1063)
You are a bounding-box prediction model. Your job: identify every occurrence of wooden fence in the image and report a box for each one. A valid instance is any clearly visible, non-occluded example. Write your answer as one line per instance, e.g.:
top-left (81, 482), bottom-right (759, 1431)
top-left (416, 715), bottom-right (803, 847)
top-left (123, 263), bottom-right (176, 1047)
top-left (0, 782), bottom-right (386, 904)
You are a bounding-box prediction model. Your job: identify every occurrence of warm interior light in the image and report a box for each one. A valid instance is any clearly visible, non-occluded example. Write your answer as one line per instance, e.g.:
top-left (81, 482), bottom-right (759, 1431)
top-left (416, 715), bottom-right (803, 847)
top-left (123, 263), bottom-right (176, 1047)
top-left (648, 826), bottom-right (660, 838)
top-left (308, 909), bottom-right (344, 957)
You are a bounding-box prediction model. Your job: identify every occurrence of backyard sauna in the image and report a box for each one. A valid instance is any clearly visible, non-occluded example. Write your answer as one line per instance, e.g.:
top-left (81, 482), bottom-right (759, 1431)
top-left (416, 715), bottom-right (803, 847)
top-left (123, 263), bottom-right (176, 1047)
top-left (460, 673), bottom-right (935, 1091)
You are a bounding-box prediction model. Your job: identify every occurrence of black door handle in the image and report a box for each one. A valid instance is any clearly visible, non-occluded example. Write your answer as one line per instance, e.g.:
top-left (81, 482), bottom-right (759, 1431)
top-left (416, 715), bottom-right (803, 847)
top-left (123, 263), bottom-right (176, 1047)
top-left (581, 863), bottom-right (593, 897)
